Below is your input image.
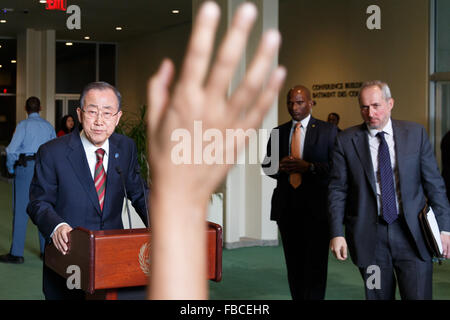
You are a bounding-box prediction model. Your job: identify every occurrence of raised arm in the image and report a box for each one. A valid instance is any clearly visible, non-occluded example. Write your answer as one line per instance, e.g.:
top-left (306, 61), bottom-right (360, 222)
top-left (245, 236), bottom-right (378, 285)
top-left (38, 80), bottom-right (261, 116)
top-left (147, 1), bottom-right (285, 299)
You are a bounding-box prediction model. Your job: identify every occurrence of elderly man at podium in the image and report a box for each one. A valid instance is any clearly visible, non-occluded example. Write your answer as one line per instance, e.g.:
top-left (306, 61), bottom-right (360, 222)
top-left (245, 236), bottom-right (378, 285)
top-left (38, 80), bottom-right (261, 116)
top-left (27, 81), bottom-right (149, 300)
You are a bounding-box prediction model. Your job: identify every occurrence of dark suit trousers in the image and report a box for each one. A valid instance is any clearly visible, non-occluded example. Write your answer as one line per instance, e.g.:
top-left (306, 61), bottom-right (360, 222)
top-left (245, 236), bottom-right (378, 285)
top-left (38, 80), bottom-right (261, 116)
top-left (358, 216), bottom-right (432, 300)
top-left (277, 184), bottom-right (329, 300)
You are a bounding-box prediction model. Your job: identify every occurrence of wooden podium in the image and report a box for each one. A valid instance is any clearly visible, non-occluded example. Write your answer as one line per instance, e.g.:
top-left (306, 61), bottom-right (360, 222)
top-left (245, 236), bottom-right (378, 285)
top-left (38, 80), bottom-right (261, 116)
top-left (44, 222), bottom-right (222, 299)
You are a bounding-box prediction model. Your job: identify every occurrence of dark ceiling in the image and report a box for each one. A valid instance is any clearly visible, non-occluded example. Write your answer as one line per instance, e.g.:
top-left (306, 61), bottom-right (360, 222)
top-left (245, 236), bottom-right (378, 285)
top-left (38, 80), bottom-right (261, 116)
top-left (0, 0), bottom-right (192, 42)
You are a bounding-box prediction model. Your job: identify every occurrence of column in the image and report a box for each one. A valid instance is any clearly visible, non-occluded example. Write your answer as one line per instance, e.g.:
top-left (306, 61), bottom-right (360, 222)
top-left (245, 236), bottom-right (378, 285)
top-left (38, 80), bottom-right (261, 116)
top-left (192, 0), bottom-right (279, 248)
top-left (16, 29), bottom-right (55, 125)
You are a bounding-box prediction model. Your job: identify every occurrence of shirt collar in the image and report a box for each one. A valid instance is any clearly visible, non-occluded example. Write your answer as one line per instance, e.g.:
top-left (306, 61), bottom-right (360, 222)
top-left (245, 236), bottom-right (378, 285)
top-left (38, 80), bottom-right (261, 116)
top-left (367, 118), bottom-right (393, 138)
top-left (292, 114), bottom-right (311, 129)
top-left (28, 112), bottom-right (40, 118)
top-left (80, 130), bottom-right (109, 156)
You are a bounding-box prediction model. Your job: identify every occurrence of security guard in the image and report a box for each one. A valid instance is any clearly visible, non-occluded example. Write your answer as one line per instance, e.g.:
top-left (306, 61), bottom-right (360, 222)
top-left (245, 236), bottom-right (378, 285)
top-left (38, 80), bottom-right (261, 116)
top-left (0, 97), bottom-right (56, 264)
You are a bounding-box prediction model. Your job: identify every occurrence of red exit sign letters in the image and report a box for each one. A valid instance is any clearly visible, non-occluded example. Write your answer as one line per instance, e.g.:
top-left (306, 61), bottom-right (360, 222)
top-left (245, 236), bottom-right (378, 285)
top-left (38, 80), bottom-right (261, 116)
top-left (46, 0), bottom-right (67, 11)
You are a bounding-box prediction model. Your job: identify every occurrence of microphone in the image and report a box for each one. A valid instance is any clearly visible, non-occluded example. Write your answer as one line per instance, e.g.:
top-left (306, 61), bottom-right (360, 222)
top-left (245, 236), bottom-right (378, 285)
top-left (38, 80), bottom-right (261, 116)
top-left (136, 167), bottom-right (150, 228)
top-left (116, 166), bottom-right (133, 229)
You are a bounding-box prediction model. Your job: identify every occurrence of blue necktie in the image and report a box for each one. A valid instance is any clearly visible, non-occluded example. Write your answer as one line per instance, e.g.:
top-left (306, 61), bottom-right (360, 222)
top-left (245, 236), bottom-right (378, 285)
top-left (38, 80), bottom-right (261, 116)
top-left (377, 132), bottom-right (398, 224)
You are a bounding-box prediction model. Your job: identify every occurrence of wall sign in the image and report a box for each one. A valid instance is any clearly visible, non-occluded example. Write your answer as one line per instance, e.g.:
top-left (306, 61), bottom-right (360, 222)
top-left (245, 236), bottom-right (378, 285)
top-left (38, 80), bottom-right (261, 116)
top-left (312, 82), bottom-right (363, 99)
top-left (46, 0), bottom-right (67, 11)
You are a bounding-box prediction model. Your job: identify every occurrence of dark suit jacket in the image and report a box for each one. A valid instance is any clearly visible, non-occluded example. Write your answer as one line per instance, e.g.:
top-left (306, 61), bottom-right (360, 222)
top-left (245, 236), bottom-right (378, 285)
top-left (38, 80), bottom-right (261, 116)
top-left (328, 119), bottom-right (450, 267)
top-left (27, 130), bottom-right (148, 239)
top-left (263, 117), bottom-right (337, 222)
top-left (27, 129), bottom-right (149, 298)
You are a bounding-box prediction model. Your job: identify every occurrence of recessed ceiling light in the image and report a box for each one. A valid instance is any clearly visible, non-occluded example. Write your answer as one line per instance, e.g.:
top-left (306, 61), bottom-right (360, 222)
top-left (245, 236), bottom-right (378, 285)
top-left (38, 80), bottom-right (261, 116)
top-left (0, 45), bottom-right (2, 48)
top-left (172, 9), bottom-right (180, 14)
top-left (0, 65), bottom-right (2, 68)
top-left (115, 27), bottom-right (122, 31)
top-left (84, 36), bottom-right (90, 40)
top-left (11, 60), bottom-right (16, 63)
top-left (0, 20), bottom-right (6, 23)
top-left (39, 0), bottom-right (46, 3)
top-left (65, 42), bottom-right (73, 46)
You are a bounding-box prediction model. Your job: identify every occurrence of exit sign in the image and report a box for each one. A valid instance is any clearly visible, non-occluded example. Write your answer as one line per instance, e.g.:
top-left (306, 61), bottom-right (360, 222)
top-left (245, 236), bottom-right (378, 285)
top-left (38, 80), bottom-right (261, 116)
top-left (46, 0), bottom-right (67, 11)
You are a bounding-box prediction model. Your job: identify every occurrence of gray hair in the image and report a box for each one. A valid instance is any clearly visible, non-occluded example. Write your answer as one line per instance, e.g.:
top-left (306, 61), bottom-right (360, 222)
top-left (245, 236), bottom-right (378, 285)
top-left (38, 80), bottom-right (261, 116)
top-left (80, 81), bottom-right (122, 111)
top-left (358, 80), bottom-right (392, 102)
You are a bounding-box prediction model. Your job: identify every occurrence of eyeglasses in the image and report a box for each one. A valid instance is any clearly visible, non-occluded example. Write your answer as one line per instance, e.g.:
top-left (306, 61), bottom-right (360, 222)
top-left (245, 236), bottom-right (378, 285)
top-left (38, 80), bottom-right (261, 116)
top-left (81, 107), bottom-right (120, 120)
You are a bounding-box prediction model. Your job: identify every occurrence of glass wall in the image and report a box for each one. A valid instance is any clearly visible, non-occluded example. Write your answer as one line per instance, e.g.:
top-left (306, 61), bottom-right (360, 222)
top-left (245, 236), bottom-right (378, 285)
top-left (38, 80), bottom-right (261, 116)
top-left (56, 42), bottom-right (96, 94)
top-left (436, 0), bottom-right (450, 72)
top-left (55, 41), bottom-right (116, 128)
top-left (0, 38), bottom-right (17, 145)
top-left (432, 0), bottom-right (450, 167)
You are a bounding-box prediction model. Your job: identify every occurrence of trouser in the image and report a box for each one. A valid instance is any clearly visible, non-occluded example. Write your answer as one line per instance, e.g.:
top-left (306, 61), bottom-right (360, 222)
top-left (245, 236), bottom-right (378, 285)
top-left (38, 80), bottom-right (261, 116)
top-left (278, 218), bottom-right (329, 300)
top-left (277, 184), bottom-right (330, 300)
top-left (358, 216), bottom-right (432, 300)
top-left (10, 161), bottom-right (45, 257)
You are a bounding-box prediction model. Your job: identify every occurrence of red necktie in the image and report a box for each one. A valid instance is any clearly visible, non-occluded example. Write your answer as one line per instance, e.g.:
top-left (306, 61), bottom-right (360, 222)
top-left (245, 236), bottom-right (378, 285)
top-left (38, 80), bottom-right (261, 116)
top-left (94, 149), bottom-right (107, 211)
top-left (290, 123), bottom-right (302, 188)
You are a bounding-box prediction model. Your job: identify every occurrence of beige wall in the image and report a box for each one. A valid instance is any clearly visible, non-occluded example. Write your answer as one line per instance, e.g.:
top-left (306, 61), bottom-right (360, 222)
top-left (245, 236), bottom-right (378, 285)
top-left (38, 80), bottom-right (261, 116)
top-left (117, 23), bottom-right (191, 119)
top-left (279, 0), bottom-right (430, 130)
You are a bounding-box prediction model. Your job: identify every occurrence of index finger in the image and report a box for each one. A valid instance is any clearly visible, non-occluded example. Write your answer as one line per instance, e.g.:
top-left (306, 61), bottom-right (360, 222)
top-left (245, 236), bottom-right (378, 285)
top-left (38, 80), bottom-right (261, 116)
top-left (178, 1), bottom-right (220, 87)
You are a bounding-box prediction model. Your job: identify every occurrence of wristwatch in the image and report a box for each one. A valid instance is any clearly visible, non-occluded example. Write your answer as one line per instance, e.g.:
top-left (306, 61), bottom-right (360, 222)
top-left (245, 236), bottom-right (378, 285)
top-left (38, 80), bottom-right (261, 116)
top-left (309, 163), bottom-right (316, 173)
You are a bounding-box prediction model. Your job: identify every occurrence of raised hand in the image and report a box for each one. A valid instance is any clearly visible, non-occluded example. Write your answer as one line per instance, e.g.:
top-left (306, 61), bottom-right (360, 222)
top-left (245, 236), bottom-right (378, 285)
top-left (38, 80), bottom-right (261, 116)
top-left (147, 1), bottom-right (285, 299)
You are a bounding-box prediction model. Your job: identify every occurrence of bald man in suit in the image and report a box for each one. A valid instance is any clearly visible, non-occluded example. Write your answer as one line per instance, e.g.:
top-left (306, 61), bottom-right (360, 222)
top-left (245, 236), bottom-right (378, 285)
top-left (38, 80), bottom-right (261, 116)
top-left (263, 85), bottom-right (337, 300)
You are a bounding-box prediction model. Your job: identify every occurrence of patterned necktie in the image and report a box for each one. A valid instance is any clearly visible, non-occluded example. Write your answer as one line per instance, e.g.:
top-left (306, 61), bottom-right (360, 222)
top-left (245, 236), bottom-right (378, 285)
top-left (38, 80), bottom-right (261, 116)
top-left (94, 148), bottom-right (107, 212)
top-left (376, 132), bottom-right (398, 224)
top-left (290, 123), bottom-right (302, 188)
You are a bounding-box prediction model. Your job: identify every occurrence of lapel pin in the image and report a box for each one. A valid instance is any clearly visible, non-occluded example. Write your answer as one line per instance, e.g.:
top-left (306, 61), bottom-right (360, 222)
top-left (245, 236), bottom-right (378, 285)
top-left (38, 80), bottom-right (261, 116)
top-left (115, 153), bottom-right (119, 159)
top-left (312, 124), bottom-right (316, 128)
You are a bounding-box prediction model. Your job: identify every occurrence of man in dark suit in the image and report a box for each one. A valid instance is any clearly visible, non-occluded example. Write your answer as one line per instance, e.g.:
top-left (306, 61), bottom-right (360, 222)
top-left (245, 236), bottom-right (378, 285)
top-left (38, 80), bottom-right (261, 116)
top-left (27, 81), bottom-right (149, 299)
top-left (262, 85), bottom-right (337, 300)
top-left (327, 112), bottom-right (342, 132)
top-left (328, 80), bottom-right (450, 300)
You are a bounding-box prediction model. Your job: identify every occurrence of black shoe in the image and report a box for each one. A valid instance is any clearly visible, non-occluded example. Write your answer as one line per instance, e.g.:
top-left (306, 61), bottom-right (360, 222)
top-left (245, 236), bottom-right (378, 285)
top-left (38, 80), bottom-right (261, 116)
top-left (0, 253), bottom-right (24, 264)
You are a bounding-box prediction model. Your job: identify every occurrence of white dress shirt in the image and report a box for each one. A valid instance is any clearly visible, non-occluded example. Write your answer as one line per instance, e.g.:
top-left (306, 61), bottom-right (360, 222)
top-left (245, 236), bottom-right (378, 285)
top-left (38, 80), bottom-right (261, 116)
top-left (80, 130), bottom-right (110, 178)
top-left (367, 119), bottom-right (450, 236)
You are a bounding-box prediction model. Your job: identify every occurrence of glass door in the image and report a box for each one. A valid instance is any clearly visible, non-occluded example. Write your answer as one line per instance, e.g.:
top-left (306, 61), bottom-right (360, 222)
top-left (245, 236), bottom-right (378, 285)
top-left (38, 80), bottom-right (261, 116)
top-left (434, 82), bottom-right (450, 168)
top-left (55, 94), bottom-right (80, 133)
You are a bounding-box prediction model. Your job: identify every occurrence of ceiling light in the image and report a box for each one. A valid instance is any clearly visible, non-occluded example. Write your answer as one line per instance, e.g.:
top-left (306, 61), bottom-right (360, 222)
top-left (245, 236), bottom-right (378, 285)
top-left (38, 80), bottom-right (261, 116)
top-left (115, 27), bottom-right (122, 31)
top-left (0, 65), bottom-right (2, 68)
top-left (0, 20), bottom-right (6, 23)
top-left (0, 45), bottom-right (2, 48)
top-left (11, 60), bottom-right (16, 63)
top-left (84, 36), bottom-right (90, 40)
top-left (39, 0), bottom-right (47, 3)
top-left (172, 9), bottom-right (180, 14)
top-left (65, 42), bottom-right (73, 46)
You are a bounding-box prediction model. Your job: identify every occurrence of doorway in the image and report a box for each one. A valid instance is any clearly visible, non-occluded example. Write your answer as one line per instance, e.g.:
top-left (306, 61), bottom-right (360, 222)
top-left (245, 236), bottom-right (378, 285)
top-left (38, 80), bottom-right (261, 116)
top-left (55, 94), bottom-right (80, 133)
top-left (434, 81), bottom-right (450, 168)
